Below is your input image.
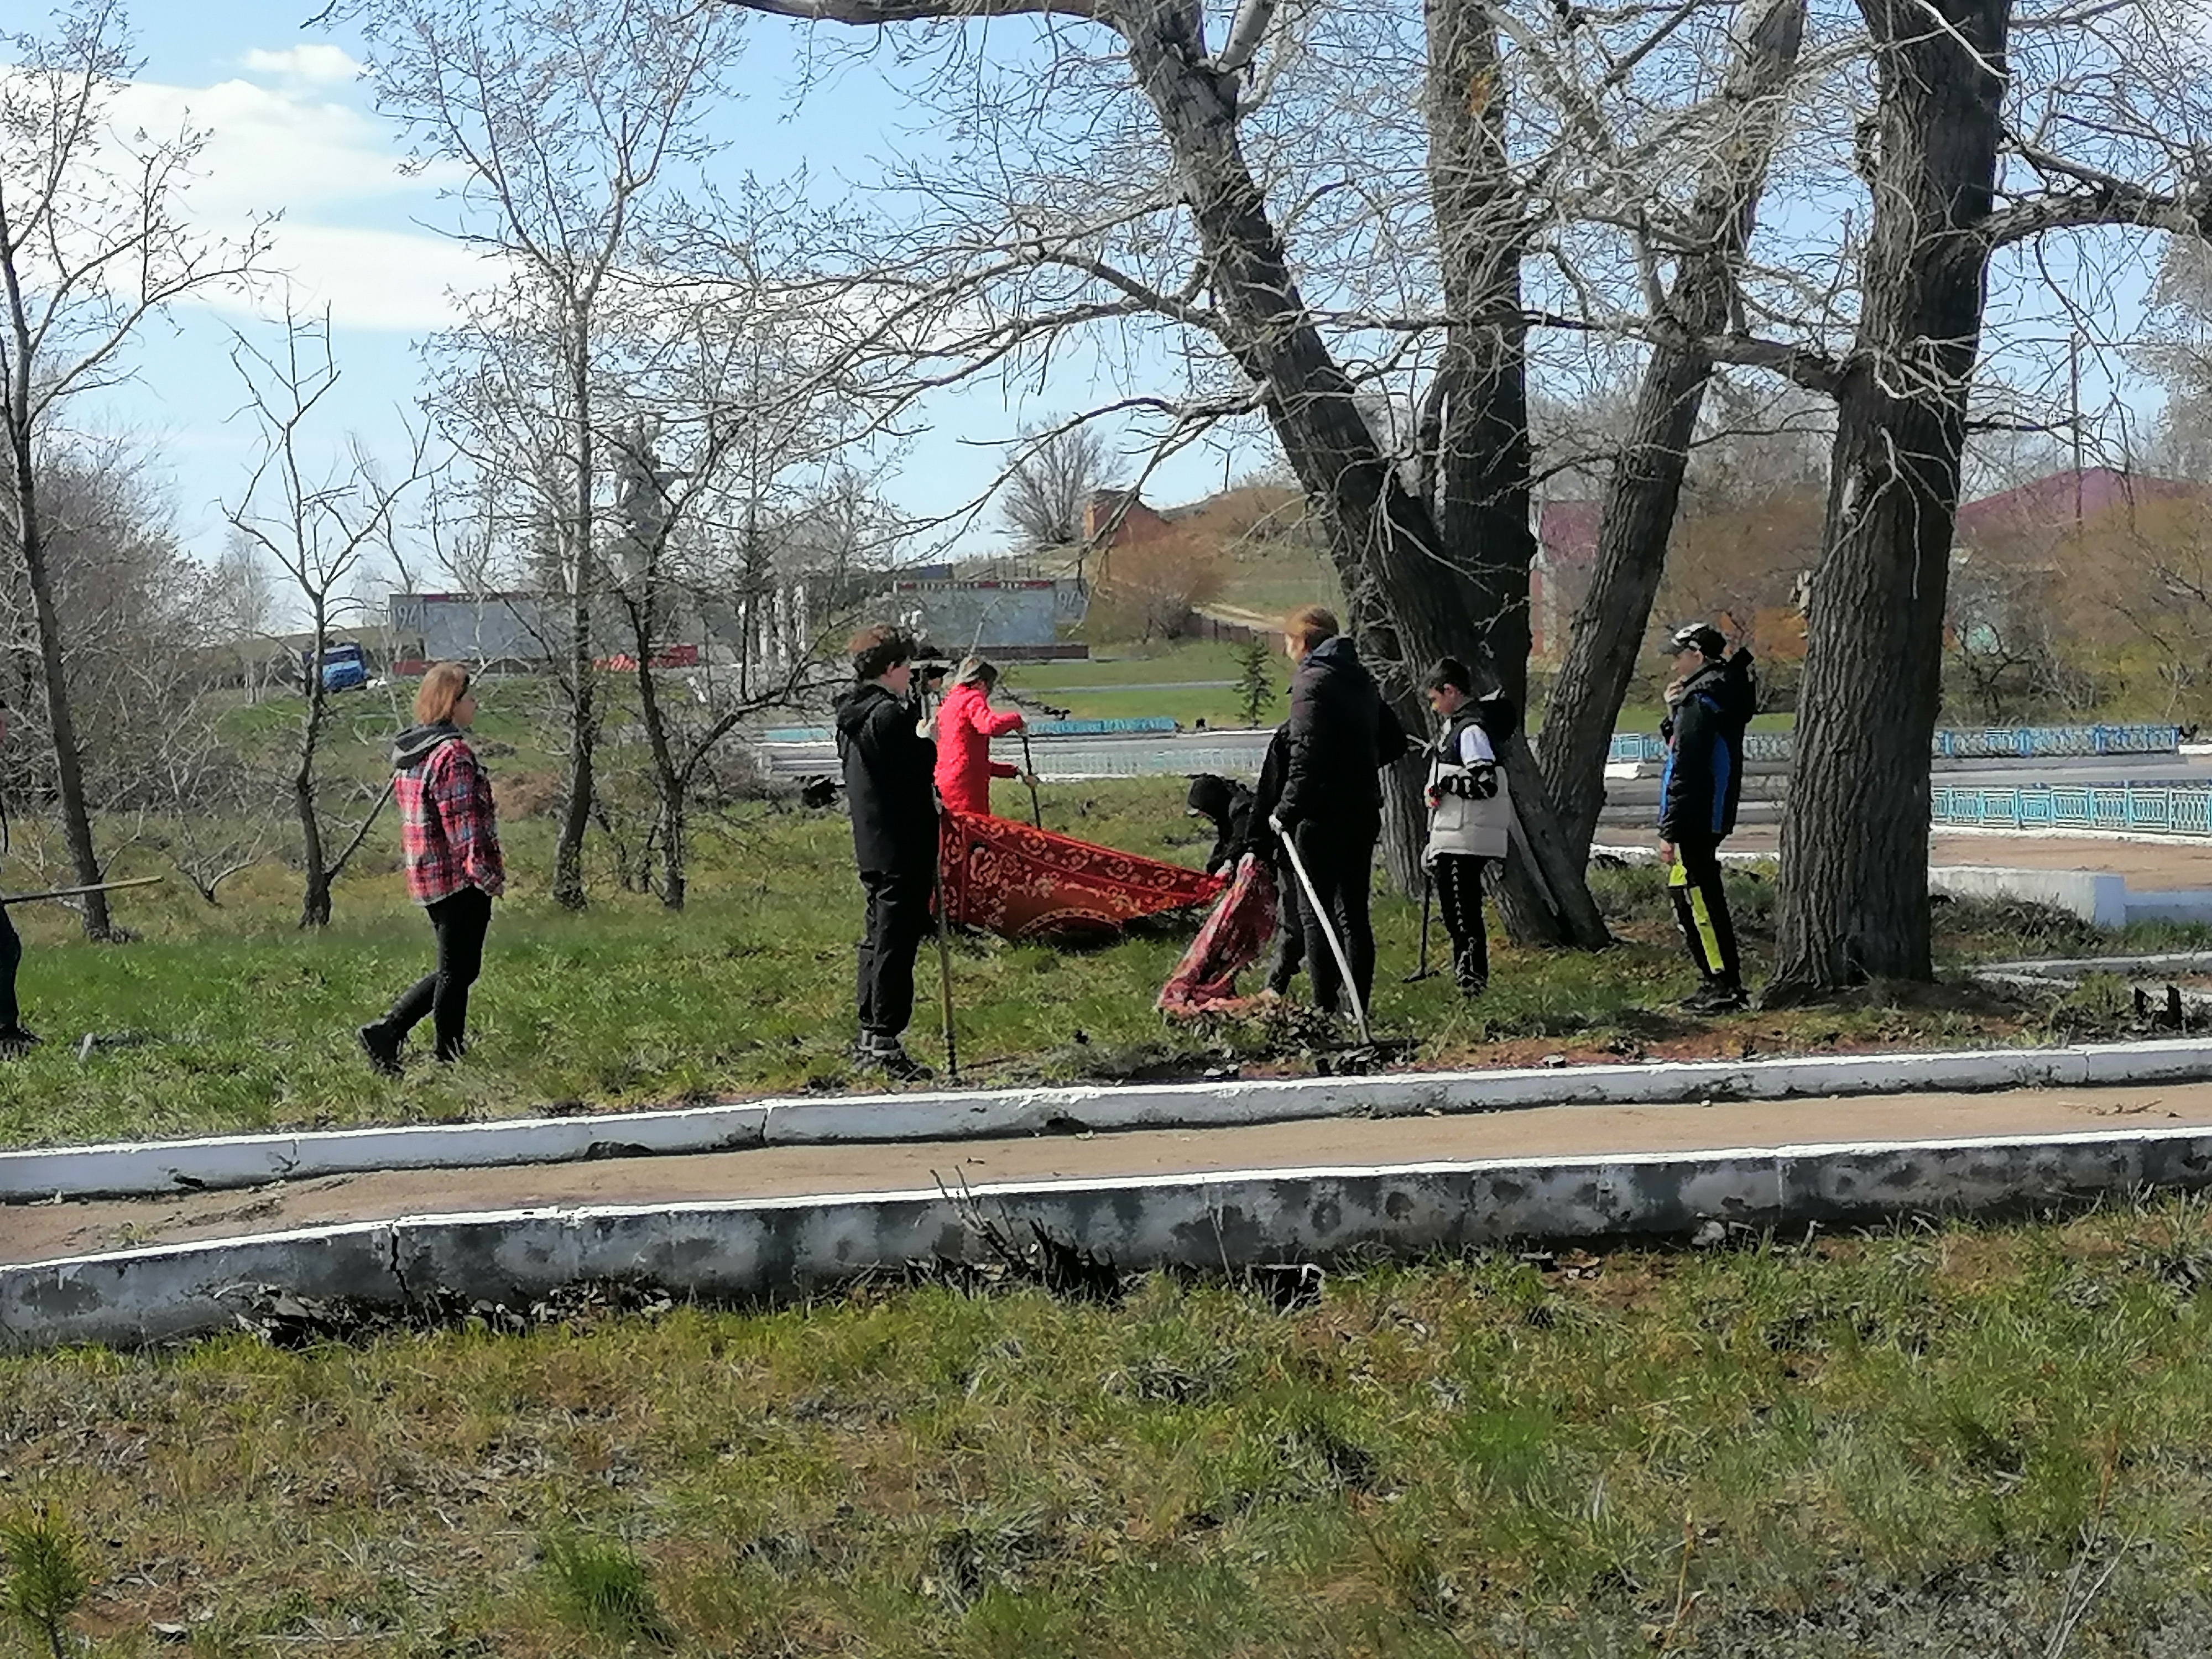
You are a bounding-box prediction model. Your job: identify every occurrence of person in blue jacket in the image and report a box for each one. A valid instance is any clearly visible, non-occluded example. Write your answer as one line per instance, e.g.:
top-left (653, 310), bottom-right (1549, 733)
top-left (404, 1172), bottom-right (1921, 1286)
top-left (1658, 623), bottom-right (1757, 1011)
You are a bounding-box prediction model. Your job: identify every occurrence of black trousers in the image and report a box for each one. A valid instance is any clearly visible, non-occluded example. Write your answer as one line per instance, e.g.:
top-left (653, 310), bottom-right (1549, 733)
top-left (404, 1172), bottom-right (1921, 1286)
top-left (1432, 853), bottom-right (1491, 991)
top-left (1292, 814), bottom-right (1378, 1016)
top-left (1668, 835), bottom-right (1741, 987)
top-left (857, 869), bottom-right (934, 1043)
top-left (1265, 863), bottom-right (1305, 994)
top-left (377, 886), bottom-right (493, 1061)
top-left (0, 902), bottom-right (19, 1033)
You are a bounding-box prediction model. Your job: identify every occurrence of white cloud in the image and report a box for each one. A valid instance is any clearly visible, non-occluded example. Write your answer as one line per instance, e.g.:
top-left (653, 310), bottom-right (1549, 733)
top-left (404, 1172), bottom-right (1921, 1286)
top-left (239, 44), bottom-right (364, 85)
top-left (93, 72), bottom-right (488, 333)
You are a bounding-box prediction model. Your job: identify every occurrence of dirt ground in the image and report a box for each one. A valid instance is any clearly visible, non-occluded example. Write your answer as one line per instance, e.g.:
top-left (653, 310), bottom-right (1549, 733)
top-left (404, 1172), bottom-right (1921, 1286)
top-left (12, 1080), bottom-right (2209, 1267)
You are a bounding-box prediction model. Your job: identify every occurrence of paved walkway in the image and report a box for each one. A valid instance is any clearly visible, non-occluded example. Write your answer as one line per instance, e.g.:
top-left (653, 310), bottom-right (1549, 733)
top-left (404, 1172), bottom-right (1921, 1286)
top-left (1651, 824), bottom-right (2212, 886)
top-left (13, 1082), bottom-right (2206, 1267)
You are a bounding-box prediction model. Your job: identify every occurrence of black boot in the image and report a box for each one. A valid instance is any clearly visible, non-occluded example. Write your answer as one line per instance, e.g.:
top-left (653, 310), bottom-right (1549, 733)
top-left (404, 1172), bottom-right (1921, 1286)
top-left (357, 1022), bottom-right (404, 1077)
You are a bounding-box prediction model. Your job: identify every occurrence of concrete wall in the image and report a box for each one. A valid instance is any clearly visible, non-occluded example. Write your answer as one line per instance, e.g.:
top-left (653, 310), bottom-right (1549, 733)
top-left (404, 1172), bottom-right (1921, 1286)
top-left (13, 1124), bottom-right (2212, 1350)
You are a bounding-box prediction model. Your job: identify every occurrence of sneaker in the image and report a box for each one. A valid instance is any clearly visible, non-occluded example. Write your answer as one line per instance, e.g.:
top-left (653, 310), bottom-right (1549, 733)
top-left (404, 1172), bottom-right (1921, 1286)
top-left (1457, 978), bottom-right (1489, 999)
top-left (1681, 982), bottom-right (1748, 1014)
top-left (357, 1022), bottom-right (404, 1078)
top-left (0, 1026), bottom-right (39, 1057)
top-left (867, 1040), bottom-right (935, 1083)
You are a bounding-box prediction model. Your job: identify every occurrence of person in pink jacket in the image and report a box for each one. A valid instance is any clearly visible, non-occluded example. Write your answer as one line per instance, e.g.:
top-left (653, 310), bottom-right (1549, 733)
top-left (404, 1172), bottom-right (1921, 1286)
top-left (930, 658), bottom-right (1036, 816)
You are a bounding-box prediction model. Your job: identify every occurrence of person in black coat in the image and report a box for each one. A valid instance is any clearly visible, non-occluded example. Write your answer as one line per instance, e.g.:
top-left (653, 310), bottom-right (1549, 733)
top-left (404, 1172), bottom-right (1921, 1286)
top-left (0, 697), bottom-right (33, 1056)
top-left (1657, 622), bottom-right (1757, 1011)
top-left (1269, 606), bottom-right (1411, 1018)
top-left (834, 624), bottom-right (938, 1079)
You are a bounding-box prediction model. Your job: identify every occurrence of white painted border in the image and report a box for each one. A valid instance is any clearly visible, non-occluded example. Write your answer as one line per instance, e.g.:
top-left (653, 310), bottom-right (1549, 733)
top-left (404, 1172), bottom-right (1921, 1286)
top-left (8, 1038), bottom-right (2212, 1203)
top-left (13, 1119), bottom-right (2212, 1350)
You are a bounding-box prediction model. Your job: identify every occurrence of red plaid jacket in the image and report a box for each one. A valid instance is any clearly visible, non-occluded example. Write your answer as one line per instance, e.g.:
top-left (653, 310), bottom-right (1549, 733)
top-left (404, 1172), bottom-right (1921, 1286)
top-left (395, 737), bottom-right (505, 905)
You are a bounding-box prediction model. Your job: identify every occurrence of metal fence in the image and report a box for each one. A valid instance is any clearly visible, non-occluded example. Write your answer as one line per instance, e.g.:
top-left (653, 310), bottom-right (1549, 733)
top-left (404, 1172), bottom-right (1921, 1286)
top-left (1932, 782), bottom-right (2212, 837)
top-left (759, 714), bottom-right (1180, 745)
top-left (1608, 724), bottom-right (2182, 767)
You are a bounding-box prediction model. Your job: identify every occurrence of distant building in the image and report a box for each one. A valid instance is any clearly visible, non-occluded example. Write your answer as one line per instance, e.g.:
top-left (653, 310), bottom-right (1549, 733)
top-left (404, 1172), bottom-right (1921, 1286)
top-left (885, 575), bottom-right (1086, 660)
top-left (388, 592), bottom-right (560, 670)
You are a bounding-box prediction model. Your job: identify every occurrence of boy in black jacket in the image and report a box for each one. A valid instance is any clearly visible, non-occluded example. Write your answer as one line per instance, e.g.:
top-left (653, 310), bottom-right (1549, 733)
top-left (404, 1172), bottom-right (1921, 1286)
top-left (834, 624), bottom-right (938, 1080)
top-left (1658, 623), bottom-right (1757, 1011)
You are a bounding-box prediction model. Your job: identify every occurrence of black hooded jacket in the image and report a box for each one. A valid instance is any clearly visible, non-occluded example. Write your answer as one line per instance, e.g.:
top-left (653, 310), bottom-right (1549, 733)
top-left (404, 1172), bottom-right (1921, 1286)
top-left (1185, 773), bottom-right (1255, 876)
top-left (835, 681), bottom-right (938, 875)
top-left (1275, 634), bottom-right (1410, 832)
top-left (1659, 649), bottom-right (1757, 842)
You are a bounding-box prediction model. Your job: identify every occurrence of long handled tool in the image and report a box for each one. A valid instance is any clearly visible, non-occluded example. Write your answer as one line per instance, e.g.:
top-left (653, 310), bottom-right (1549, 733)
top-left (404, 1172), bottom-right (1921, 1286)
top-left (1271, 817), bottom-right (1374, 1045)
top-left (931, 825), bottom-right (960, 1081)
top-left (1402, 865), bottom-right (1438, 983)
top-left (1, 875), bottom-right (164, 907)
top-left (1018, 728), bottom-right (1043, 829)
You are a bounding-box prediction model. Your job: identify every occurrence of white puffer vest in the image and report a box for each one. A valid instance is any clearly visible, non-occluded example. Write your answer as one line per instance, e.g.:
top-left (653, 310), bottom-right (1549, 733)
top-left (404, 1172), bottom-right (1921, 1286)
top-left (1426, 711), bottom-right (1512, 860)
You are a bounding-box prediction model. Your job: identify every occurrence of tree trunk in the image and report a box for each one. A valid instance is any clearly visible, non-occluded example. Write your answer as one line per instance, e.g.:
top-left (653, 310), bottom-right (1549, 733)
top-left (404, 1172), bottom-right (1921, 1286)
top-left (629, 596), bottom-right (689, 910)
top-left (1417, 0), bottom-right (1617, 947)
top-left (552, 332), bottom-right (597, 912)
top-left (1120, 0), bottom-right (1604, 943)
top-left (6, 439), bottom-right (113, 939)
top-left (1766, 0), bottom-right (2008, 1000)
top-left (298, 602), bottom-right (332, 928)
top-left (1535, 0), bottom-right (1807, 867)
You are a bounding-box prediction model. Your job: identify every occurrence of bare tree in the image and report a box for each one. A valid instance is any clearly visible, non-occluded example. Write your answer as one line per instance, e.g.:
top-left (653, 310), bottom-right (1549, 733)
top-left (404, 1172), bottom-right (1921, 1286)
top-left (1000, 422), bottom-right (1118, 550)
top-left (352, 0), bottom-right (739, 910)
top-left (0, 0), bottom-right (264, 937)
top-left (1532, 0), bottom-right (1808, 867)
top-left (716, 0), bottom-right (1616, 947)
top-left (1753, 0), bottom-right (2212, 997)
top-left (224, 307), bottom-right (426, 927)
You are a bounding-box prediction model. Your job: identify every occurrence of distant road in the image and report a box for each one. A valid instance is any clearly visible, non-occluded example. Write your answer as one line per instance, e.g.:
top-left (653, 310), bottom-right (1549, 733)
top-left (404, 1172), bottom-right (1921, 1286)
top-left (765, 731), bottom-right (2212, 790)
top-left (759, 728), bottom-right (1275, 780)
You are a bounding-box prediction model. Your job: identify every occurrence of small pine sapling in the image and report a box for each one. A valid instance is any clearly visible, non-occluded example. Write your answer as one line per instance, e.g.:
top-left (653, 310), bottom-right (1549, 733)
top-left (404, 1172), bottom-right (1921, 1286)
top-left (1234, 636), bottom-right (1276, 728)
top-left (1, 1503), bottom-right (92, 1659)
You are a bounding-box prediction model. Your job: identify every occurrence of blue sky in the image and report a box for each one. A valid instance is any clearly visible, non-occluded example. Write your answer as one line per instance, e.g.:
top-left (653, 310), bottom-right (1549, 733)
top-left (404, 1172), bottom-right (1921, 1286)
top-left (64, 0), bottom-right (1254, 577)
top-left (51, 0), bottom-right (2174, 584)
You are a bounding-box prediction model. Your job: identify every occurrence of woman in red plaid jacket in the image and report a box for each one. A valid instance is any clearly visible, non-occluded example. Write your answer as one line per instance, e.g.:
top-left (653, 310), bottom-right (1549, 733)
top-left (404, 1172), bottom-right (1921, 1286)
top-left (358, 662), bottom-right (506, 1074)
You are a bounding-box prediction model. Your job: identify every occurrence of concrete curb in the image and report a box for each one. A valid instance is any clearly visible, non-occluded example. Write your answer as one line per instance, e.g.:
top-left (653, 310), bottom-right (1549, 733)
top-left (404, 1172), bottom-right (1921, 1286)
top-left (12, 1039), bottom-right (2212, 1203)
top-left (10, 1122), bottom-right (2212, 1350)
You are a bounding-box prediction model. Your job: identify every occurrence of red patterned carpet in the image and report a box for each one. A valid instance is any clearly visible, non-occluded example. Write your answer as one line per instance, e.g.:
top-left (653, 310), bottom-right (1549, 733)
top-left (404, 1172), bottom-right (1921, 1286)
top-left (938, 810), bottom-right (1223, 943)
top-left (1158, 855), bottom-right (1279, 1016)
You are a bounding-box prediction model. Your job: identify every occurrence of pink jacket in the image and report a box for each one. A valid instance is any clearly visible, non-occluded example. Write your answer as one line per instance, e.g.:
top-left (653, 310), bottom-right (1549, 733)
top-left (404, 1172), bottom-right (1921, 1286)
top-left (932, 682), bottom-right (1024, 815)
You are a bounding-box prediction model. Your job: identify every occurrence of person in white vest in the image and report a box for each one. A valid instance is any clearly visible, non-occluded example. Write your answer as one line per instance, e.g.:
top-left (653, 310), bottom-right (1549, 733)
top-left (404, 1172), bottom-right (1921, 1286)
top-left (1422, 657), bottom-right (1515, 997)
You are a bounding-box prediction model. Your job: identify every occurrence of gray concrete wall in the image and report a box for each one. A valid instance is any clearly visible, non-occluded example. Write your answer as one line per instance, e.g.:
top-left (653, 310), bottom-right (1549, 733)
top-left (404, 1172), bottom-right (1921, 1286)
top-left (12, 1124), bottom-right (2212, 1351)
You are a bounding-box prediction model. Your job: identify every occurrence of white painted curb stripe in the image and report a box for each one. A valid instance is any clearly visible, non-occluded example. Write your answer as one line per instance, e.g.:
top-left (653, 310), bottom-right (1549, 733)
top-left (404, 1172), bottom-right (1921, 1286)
top-left (11, 1120), bottom-right (2212, 1350)
top-left (11, 1038), bottom-right (2212, 1203)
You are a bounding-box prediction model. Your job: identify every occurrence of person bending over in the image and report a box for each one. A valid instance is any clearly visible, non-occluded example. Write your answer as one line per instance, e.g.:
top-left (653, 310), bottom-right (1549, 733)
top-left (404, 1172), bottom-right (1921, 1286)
top-left (359, 662), bottom-right (505, 1074)
top-left (1185, 773), bottom-right (1255, 878)
top-left (1658, 622), bottom-right (1757, 1012)
top-left (1422, 657), bottom-right (1515, 997)
top-left (837, 624), bottom-right (939, 1081)
top-left (1270, 606), bottom-right (1410, 1019)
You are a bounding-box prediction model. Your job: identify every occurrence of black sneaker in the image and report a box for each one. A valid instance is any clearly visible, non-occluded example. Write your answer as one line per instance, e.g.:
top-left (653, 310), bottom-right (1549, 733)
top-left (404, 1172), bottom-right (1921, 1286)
top-left (1681, 982), bottom-right (1748, 1014)
top-left (0, 1026), bottom-right (39, 1057)
top-left (1457, 977), bottom-right (1489, 999)
top-left (868, 1041), bottom-right (935, 1083)
top-left (357, 1023), bottom-right (403, 1078)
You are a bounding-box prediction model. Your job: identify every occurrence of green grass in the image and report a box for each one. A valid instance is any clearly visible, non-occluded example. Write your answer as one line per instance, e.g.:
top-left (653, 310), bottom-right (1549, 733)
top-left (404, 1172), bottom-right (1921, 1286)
top-left (2, 773), bottom-right (2190, 1152)
top-left (15, 1201), bottom-right (2212, 1652)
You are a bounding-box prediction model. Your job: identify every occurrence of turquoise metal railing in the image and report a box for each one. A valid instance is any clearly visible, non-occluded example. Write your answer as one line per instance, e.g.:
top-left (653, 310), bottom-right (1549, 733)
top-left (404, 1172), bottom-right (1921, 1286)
top-left (1607, 723), bottom-right (2181, 767)
top-left (1931, 781), bottom-right (2212, 837)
